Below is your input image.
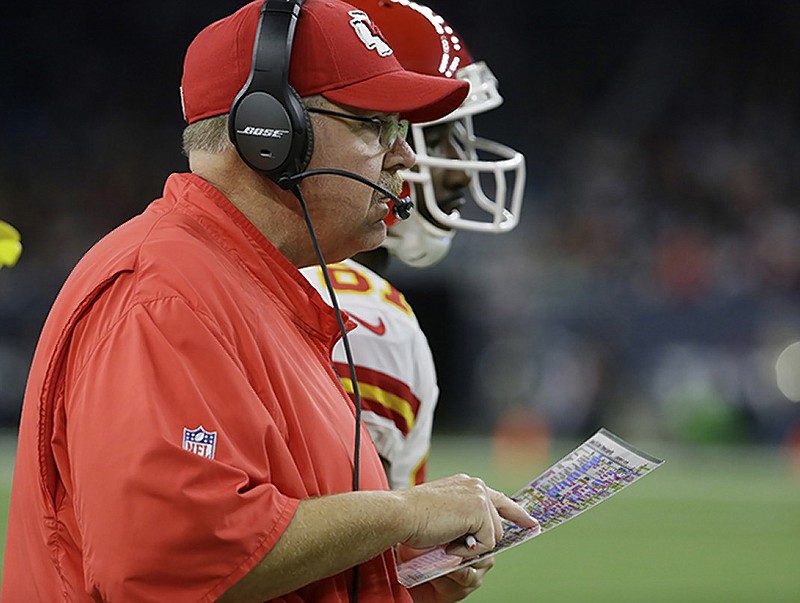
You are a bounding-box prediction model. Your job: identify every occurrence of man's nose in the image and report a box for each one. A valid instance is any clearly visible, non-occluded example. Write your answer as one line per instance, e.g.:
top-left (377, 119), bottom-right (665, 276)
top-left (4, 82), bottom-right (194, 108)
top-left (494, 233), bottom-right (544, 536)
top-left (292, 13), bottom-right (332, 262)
top-left (441, 167), bottom-right (471, 191)
top-left (385, 137), bottom-right (416, 171)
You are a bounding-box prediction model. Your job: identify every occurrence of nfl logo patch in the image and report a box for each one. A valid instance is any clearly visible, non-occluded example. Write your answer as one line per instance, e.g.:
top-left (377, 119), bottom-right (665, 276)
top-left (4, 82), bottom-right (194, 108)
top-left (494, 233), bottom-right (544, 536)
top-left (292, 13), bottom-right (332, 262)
top-left (182, 426), bottom-right (217, 459)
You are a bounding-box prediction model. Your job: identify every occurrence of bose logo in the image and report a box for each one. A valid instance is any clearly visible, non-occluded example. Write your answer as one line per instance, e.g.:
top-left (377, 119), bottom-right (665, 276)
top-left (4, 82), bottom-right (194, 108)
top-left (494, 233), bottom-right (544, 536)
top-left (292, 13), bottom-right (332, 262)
top-left (237, 126), bottom-right (290, 139)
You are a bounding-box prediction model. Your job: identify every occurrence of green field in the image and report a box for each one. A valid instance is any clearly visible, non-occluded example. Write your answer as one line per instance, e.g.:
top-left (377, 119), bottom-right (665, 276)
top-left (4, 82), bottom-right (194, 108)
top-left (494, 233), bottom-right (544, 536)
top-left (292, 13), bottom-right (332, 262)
top-left (2, 432), bottom-right (799, 601)
top-left (427, 435), bottom-right (800, 602)
top-left (1, 432), bottom-right (15, 589)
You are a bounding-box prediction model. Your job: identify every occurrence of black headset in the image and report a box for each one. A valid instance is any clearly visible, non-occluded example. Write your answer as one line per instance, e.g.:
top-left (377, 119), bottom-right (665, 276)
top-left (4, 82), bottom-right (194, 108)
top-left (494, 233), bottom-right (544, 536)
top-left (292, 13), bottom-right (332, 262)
top-left (227, 0), bottom-right (413, 221)
top-left (229, 0), bottom-right (312, 182)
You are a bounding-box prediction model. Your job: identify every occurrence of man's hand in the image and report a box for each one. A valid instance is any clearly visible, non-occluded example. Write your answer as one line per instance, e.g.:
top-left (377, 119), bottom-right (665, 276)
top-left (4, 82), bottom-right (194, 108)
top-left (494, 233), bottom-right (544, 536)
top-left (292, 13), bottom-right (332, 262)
top-left (397, 474), bottom-right (538, 554)
top-left (221, 474), bottom-right (537, 601)
top-left (407, 557), bottom-right (495, 603)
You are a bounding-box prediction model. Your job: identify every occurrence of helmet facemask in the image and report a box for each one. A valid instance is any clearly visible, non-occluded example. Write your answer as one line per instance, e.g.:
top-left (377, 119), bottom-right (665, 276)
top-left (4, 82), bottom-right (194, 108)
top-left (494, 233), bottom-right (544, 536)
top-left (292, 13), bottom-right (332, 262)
top-left (385, 61), bottom-right (526, 267)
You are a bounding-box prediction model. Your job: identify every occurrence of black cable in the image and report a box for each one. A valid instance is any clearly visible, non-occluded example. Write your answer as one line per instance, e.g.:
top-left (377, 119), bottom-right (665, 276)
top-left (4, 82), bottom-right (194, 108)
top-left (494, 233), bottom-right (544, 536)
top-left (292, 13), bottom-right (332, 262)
top-left (284, 180), bottom-right (362, 602)
top-left (280, 169), bottom-right (413, 220)
top-left (282, 168), bottom-right (415, 602)
top-left (286, 181), bottom-right (364, 489)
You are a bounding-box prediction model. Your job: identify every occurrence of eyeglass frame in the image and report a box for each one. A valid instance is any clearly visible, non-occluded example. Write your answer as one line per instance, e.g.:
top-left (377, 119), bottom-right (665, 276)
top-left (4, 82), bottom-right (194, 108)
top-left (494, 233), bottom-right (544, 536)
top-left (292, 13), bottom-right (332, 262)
top-left (306, 107), bottom-right (410, 149)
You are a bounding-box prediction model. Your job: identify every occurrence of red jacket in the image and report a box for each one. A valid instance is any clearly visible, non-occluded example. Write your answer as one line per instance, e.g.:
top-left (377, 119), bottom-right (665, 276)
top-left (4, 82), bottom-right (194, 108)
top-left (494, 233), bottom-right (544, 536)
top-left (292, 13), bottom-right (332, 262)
top-left (2, 173), bottom-right (410, 602)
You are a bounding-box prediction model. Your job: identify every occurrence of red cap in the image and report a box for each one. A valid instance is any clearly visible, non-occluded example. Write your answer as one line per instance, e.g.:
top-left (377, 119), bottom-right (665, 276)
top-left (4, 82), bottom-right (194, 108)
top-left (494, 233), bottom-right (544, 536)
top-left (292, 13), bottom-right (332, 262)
top-left (180, 0), bottom-right (469, 125)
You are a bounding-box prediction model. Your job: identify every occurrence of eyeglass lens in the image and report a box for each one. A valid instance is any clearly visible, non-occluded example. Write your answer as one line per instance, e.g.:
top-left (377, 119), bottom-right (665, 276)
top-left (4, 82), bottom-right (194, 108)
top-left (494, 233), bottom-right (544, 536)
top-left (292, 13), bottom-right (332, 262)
top-left (381, 118), bottom-right (410, 148)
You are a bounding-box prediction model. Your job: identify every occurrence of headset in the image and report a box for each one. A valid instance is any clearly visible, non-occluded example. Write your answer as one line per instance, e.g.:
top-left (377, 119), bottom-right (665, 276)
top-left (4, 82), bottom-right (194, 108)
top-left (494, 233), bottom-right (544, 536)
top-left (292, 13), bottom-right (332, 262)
top-left (228, 0), bottom-right (412, 217)
top-left (229, 0), bottom-right (312, 180)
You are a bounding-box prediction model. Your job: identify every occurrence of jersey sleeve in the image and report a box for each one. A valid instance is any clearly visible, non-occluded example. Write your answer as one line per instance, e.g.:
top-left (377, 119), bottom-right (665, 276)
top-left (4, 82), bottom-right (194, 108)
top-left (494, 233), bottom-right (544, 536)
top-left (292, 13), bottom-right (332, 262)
top-left (301, 260), bottom-right (440, 489)
top-left (335, 361), bottom-right (418, 459)
top-left (63, 296), bottom-right (298, 602)
top-left (352, 326), bottom-right (439, 489)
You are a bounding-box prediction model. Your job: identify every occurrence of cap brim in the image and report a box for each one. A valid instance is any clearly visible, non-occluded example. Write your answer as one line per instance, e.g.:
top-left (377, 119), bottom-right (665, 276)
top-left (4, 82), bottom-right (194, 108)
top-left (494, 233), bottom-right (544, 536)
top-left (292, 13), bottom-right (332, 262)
top-left (321, 70), bottom-right (470, 124)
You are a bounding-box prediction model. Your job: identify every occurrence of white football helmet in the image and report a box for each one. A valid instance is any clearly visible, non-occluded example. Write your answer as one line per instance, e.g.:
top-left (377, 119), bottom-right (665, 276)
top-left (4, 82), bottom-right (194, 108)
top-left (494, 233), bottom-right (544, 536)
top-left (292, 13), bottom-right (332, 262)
top-left (350, 0), bottom-right (526, 267)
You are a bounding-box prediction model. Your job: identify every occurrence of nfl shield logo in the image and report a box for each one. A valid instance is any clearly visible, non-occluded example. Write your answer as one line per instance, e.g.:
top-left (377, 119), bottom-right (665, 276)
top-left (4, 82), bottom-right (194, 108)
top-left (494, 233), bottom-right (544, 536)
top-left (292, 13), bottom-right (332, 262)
top-left (183, 426), bottom-right (217, 459)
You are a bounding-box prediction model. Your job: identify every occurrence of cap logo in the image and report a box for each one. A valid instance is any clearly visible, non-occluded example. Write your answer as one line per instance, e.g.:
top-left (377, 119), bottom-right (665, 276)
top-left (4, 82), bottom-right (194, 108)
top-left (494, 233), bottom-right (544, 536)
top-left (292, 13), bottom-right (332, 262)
top-left (348, 10), bottom-right (393, 57)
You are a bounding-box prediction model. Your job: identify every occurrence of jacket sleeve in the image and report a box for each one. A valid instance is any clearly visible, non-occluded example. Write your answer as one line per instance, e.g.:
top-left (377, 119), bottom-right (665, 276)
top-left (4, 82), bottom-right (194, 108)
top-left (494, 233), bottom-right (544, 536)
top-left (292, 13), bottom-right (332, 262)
top-left (64, 296), bottom-right (299, 602)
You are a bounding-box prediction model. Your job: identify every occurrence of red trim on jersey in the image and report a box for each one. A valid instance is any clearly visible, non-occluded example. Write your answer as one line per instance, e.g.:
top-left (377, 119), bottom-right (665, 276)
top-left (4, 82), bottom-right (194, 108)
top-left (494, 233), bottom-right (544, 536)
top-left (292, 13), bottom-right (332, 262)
top-left (333, 362), bottom-right (421, 437)
top-left (413, 461), bottom-right (427, 485)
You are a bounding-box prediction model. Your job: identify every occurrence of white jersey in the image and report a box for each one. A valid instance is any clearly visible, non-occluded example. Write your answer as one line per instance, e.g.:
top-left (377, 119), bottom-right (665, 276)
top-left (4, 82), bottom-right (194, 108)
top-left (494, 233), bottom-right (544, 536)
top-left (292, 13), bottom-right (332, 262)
top-left (301, 259), bottom-right (438, 489)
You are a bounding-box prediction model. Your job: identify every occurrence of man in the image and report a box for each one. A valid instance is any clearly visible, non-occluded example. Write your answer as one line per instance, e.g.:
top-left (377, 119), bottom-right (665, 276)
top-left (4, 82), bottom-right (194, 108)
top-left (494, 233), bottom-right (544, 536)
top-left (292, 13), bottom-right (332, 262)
top-left (302, 0), bottom-right (525, 490)
top-left (1, 1), bottom-right (537, 602)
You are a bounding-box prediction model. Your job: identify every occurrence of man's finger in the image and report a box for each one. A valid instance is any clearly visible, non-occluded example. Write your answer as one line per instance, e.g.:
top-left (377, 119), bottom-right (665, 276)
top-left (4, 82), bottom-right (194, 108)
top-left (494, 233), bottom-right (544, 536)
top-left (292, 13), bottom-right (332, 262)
top-left (447, 565), bottom-right (482, 588)
top-left (489, 489), bottom-right (539, 530)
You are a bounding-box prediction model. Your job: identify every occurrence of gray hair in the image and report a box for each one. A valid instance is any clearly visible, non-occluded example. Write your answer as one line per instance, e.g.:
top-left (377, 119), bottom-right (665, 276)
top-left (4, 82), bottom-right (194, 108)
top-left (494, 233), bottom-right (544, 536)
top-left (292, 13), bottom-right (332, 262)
top-left (181, 95), bottom-right (328, 156)
top-left (181, 114), bottom-right (231, 156)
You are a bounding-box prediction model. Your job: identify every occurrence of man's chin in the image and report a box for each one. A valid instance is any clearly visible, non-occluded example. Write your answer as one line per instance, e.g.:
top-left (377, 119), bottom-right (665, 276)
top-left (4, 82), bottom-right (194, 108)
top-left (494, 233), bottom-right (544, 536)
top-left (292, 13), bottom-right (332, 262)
top-left (362, 222), bottom-right (388, 254)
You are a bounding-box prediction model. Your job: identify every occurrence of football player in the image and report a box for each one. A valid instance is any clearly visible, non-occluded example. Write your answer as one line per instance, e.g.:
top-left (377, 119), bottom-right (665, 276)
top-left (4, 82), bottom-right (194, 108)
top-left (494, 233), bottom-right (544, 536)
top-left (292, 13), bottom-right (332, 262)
top-left (302, 0), bottom-right (525, 489)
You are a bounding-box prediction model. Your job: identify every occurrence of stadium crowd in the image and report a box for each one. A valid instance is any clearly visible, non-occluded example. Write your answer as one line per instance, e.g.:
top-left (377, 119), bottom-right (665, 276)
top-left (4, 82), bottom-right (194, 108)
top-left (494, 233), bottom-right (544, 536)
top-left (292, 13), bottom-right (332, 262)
top-left (2, 0), bottom-right (799, 444)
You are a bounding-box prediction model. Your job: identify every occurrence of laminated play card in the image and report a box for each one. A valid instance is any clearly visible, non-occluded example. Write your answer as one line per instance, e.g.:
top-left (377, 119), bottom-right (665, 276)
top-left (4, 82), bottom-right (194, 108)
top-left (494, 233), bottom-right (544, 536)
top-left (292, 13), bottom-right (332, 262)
top-left (397, 428), bottom-right (664, 588)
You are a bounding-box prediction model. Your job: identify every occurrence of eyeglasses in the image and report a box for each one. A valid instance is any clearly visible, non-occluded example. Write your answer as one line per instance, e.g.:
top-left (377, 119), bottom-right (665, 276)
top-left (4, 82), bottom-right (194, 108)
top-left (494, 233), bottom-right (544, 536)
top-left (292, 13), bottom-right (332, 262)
top-left (307, 107), bottom-right (410, 149)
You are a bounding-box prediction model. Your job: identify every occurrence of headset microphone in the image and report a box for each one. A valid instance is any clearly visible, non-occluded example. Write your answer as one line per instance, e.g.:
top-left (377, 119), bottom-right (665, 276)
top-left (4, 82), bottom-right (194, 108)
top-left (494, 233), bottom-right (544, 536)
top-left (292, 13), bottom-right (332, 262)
top-left (388, 196), bottom-right (413, 222)
top-left (279, 168), bottom-right (413, 221)
top-left (385, 181), bottom-right (413, 225)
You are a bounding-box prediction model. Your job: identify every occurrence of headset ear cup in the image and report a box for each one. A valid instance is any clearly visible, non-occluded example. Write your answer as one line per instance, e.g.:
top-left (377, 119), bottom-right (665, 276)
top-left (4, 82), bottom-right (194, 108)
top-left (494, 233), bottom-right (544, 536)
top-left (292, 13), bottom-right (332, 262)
top-left (228, 0), bottom-right (311, 181)
top-left (229, 89), bottom-right (297, 177)
top-left (228, 86), bottom-right (312, 181)
top-left (289, 86), bottom-right (314, 173)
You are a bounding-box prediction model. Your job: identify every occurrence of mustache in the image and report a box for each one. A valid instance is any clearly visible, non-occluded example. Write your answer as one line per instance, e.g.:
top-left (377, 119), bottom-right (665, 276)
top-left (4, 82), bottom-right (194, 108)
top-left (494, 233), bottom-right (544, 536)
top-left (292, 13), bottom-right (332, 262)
top-left (371, 172), bottom-right (404, 202)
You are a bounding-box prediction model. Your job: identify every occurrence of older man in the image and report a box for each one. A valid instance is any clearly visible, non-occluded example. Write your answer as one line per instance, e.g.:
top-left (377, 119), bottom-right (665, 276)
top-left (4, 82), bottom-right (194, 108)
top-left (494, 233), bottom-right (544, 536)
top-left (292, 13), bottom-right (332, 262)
top-left (2, 1), bottom-right (536, 602)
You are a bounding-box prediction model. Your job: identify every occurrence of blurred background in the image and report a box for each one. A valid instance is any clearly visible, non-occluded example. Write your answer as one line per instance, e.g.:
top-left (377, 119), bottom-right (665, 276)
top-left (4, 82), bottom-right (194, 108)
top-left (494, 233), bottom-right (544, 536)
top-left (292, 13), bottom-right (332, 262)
top-left (2, 0), bottom-right (800, 599)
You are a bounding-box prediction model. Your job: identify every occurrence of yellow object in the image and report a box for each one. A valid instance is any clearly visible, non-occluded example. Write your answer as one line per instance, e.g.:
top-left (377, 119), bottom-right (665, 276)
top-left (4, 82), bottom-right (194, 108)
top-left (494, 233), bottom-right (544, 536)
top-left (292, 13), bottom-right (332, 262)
top-left (0, 220), bottom-right (23, 268)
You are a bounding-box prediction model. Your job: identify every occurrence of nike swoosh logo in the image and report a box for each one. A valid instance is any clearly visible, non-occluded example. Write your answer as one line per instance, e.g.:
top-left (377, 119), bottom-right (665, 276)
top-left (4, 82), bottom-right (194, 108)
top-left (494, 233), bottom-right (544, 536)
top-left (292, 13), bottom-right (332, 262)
top-left (349, 313), bottom-right (387, 336)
